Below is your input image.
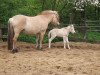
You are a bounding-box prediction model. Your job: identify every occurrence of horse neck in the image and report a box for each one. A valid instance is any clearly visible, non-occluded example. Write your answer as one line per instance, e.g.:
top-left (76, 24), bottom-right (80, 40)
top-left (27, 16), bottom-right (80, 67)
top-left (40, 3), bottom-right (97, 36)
top-left (43, 14), bottom-right (53, 23)
top-left (64, 26), bottom-right (71, 35)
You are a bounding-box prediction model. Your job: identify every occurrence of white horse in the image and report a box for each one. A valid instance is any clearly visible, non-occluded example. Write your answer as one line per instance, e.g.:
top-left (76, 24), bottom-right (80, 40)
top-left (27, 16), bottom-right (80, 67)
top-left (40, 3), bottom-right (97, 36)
top-left (8, 10), bottom-right (60, 53)
top-left (48, 24), bottom-right (76, 49)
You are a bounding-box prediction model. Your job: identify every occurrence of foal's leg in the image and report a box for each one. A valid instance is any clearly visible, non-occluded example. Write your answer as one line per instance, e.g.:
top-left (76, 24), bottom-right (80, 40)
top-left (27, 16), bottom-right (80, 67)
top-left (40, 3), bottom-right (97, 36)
top-left (63, 36), bottom-right (66, 49)
top-left (12, 31), bottom-right (20, 53)
top-left (49, 36), bottom-right (56, 48)
top-left (66, 37), bottom-right (70, 49)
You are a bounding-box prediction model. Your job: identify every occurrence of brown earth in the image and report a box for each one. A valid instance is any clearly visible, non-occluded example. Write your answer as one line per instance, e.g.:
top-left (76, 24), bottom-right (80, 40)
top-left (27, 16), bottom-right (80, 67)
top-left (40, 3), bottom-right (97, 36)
top-left (0, 41), bottom-right (100, 75)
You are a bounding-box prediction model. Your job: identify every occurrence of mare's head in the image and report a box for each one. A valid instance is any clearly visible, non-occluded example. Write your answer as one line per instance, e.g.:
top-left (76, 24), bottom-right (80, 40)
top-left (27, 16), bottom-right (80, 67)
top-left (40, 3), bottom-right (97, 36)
top-left (50, 11), bottom-right (60, 25)
top-left (40, 10), bottom-right (60, 25)
top-left (69, 24), bottom-right (76, 34)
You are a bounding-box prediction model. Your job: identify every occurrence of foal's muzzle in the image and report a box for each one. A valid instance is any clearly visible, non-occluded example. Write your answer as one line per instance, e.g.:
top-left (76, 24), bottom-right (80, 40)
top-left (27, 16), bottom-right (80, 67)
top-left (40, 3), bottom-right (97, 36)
top-left (72, 31), bottom-right (76, 34)
top-left (73, 31), bottom-right (76, 33)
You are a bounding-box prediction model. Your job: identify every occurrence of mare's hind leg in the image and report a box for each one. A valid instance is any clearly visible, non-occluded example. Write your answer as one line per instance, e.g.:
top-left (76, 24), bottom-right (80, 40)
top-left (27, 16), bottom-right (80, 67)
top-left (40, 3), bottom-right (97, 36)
top-left (12, 31), bottom-right (20, 53)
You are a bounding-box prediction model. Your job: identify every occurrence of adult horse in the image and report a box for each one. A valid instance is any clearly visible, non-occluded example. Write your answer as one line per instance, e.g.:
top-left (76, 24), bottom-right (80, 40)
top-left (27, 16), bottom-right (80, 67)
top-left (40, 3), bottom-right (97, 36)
top-left (8, 10), bottom-right (60, 53)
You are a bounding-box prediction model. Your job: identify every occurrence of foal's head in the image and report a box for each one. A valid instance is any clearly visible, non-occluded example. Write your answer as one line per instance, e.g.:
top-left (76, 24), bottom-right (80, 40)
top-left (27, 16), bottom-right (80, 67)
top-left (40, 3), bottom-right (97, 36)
top-left (69, 24), bottom-right (76, 34)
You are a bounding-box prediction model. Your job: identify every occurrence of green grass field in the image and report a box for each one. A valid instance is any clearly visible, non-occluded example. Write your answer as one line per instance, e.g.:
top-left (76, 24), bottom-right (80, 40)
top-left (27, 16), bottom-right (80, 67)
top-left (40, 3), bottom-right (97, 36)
top-left (18, 32), bottom-right (100, 44)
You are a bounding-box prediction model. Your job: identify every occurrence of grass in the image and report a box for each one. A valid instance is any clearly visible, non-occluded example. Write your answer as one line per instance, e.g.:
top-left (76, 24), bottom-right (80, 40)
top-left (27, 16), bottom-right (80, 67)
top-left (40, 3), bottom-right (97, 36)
top-left (18, 34), bottom-right (36, 43)
top-left (87, 31), bottom-right (100, 42)
top-left (18, 32), bottom-right (100, 43)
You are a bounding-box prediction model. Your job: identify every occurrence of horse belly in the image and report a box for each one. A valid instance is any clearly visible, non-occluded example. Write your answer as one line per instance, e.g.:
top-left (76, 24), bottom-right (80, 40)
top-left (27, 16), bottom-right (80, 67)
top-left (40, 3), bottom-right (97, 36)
top-left (23, 28), bottom-right (40, 35)
top-left (23, 26), bottom-right (39, 35)
top-left (24, 17), bottom-right (47, 35)
top-left (56, 30), bottom-right (65, 37)
top-left (22, 30), bottom-right (33, 35)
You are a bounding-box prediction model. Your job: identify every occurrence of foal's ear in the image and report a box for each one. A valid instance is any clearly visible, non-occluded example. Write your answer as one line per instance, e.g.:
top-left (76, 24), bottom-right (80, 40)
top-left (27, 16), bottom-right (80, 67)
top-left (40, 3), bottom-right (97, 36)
top-left (70, 24), bottom-right (73, 27)
top-left (71, 24), bottom-right (75, 27)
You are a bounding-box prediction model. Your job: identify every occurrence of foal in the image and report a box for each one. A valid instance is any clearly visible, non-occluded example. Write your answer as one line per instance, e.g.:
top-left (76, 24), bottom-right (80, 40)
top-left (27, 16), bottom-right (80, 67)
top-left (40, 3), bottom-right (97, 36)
top-left (48, 24), bottom-right (76, 49)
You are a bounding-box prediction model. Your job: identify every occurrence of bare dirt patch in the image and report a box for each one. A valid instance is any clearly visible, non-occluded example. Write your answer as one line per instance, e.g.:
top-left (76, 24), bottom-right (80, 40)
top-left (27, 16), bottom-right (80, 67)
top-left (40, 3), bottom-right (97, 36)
top-left (0, 42), bottom-right (100, 75)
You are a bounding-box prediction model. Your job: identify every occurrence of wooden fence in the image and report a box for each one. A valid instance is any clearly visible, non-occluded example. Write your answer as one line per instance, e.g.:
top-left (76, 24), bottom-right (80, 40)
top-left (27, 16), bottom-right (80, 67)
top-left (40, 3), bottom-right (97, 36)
top-left (0, 20), bottom-right (100, 50)
top-left (0, 25), bottom-right (8, 41)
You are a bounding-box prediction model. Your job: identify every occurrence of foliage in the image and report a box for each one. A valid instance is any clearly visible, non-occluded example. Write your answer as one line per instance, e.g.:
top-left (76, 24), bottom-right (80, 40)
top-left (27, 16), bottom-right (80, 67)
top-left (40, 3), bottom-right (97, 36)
top-left (0, 0), bottom-right (41, 24)
top-left (0, 0), bottom-right (100, 42)
top-left (0, 0), bottom-right (100, 24)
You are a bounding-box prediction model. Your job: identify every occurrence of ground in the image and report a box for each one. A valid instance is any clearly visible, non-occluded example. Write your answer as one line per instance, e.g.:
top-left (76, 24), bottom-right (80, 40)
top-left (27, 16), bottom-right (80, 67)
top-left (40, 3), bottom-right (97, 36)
top-left (0, 41), bottom-right (100, 75)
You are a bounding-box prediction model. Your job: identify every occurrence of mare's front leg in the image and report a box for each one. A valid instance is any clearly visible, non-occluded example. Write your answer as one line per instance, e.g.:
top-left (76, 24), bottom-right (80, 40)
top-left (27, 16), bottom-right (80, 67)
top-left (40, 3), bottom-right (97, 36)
top-left (39, 31), bottom-right (46, 50)
top-left (66, 37), bottom-right (70, 49)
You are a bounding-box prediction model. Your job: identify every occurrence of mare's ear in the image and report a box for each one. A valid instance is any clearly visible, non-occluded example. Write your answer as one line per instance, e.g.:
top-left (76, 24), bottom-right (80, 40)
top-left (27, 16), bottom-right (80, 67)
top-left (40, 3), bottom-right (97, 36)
top-left (70, 24), bottom-right (75, 27)
top-left (53, 11), bottom-right (58, 15)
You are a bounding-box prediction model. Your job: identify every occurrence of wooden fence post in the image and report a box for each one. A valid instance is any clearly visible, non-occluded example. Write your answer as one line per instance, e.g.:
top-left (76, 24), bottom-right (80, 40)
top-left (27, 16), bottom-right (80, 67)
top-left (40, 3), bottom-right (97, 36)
top-left (0, 29), bottom-right (2, 39)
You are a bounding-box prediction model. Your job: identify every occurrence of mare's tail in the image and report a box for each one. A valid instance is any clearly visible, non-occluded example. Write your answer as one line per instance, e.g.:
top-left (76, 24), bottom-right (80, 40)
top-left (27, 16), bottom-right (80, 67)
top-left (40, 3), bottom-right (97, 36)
top-left (8, 18), bottom-right (14, 50)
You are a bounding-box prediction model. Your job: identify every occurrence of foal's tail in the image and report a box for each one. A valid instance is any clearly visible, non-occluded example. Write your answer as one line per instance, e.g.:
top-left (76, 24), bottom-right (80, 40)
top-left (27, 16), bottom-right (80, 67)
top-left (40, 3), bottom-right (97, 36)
top-left (8, 18), bottom-right (14, 50)
top-left (48, 31), bottom-right (51, 39)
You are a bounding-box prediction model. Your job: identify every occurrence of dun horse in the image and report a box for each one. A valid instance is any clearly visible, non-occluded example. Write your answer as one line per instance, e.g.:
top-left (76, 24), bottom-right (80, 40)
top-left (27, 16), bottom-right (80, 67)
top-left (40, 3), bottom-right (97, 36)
top-left (8, 10), bottom-right (60, 53)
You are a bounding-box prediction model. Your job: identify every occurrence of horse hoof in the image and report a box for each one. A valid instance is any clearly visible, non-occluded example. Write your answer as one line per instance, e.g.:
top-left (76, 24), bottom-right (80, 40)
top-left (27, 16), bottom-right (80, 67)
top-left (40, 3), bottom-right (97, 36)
top-left (12, 48), bottom-right (18, 53)
top-left (36, 46), bottom-right (39, 49)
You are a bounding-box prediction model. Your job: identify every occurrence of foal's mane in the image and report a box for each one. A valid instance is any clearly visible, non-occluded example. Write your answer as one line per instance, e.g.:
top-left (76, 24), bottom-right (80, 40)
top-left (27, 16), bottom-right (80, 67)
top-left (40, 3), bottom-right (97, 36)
top-left (64, 24), bottom-right (74, 29)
